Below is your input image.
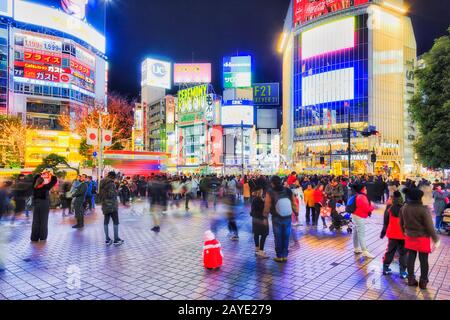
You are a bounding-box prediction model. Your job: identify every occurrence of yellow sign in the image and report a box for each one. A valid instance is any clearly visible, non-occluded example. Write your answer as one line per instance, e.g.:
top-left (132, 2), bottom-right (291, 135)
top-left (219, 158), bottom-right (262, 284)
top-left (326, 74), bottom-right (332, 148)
top-left (178, 84), bottom-right (208, 113)
top-left (333, 162), bottom-right (343, 176)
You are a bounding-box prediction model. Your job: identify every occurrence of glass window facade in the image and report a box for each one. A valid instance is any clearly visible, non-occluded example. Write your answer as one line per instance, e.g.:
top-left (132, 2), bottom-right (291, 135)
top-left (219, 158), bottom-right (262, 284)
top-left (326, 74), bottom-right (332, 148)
top-left (293, 15), bottom-right (369, 141)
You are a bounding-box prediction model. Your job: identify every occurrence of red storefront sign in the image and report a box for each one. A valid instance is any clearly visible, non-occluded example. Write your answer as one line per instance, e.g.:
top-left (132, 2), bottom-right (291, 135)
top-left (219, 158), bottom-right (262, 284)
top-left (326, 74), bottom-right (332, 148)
top-left (294, 0), bottom-right (370, 26)
top-left (210, 126), bottom-right (223, 165)
top-left (24, 51), bottom-right (61, 65)
top-left (70, 59), bottom-right (91, 77)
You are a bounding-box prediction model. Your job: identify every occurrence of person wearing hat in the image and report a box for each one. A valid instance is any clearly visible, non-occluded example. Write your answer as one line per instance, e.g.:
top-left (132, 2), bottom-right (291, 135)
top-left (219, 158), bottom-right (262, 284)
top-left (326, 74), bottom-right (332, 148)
top-left (352, 183), bottom-right (375, 259)
top-left (400, 188), bottom-right (440, 289)
top-left (31, 169), bottom-right (57, 242)
top-left (99, 171), bottom-right (123, 246)
top-left (380, 191), bottom-right (407, 278)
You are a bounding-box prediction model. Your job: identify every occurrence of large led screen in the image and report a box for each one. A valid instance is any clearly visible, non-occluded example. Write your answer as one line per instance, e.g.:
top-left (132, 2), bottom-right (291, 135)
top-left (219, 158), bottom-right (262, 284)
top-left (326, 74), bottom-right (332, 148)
top-left (302, 67), bottom-right (354, 106)
top-left (14, 0), bottom-right (105, 53)
top-left (221, 105), bottom-right (254, 126)
top-left (174, 63), bottom-right (211, 84)
top-left (302, 17), bottom-right (355, 59)
top-left (294, 0), bottom-right (369, 26)
top-left (223, 56), bottom-right (252, 89)
top-left (256, 108), bottom-right (278, 129)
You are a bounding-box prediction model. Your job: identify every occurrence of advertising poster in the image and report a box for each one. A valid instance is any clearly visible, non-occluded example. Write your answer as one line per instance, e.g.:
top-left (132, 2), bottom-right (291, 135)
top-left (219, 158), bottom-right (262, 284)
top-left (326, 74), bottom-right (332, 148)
top-left (210, 126), bottom-right (223, 165)
top-left (223, 55), bottom-right (252, 89)
top-left (253, 83), bottom-right (280, 105)
top-left (142, 58), bottom-right (171, 89)
top-left (174, 63), bottom-right (211, 84)
top-left (294, 0), bottom-right (370, 26)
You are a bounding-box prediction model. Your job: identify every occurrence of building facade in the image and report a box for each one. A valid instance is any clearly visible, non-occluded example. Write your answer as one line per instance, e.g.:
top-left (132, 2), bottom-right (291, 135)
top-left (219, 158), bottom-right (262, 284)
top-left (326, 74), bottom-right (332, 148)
top-left (0, 0), bottom-right (106, 168)
top-left (280, 0), bottom-right (417, 177)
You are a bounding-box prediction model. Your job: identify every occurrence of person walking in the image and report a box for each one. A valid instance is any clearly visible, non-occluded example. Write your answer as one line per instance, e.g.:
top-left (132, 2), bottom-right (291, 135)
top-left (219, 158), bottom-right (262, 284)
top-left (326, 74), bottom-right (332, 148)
top-left (243, 176), bottom-right (251, 203)
top-left (400, 188), bottom-right (440, 289)
top-left (99, 172), bottom-right (123, 246)
top-left (59, 179), bottom-right (72, 217)
top-left (303, 183), bottom-right (315, 226)
top-left (31, 169), bottom-right (57, 242)
top-left (313, 184), bottom-right (327, 228)
top-left (119, 180), bottom-right (131, 206)
top-left (380, 191), bottom-right (407, 278)
top-left (352, 183), bottom-right (375, 258)
top-left (432, 185), bottom-right (448, 231)
top-left (264, 176), bottom-right (298, 263)
top-left (250, 187), bottom-right (269, 258)
top-left (224, 176), bottom-right (239, 241)
top-left (72, 174), bottom-right (88, 229)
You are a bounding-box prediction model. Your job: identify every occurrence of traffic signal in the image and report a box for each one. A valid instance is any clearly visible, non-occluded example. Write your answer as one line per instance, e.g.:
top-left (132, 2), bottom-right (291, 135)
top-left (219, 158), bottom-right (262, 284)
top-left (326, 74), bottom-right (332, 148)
top-left (371, 153), bottom-right (377, 163)
top-left (320, 156), bottom-right (325, 165)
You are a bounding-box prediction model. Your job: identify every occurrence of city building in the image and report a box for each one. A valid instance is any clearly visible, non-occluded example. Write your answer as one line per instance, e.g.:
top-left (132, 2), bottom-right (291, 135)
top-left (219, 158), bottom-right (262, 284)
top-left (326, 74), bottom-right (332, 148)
top-left (0, 0), bottom-right (107, 168)
top-left (280, 0), bottom-right (417, 177)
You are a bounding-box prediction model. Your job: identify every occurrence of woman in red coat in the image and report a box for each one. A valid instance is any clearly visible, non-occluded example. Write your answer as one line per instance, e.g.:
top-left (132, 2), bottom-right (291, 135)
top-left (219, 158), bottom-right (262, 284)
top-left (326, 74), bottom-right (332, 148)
top-left (203, 230), bottom-right (223, 270)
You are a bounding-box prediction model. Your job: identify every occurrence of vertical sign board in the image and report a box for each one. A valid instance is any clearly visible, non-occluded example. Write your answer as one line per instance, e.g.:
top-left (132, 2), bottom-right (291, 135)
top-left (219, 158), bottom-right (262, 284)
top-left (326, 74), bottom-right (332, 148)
top-left (253, 83), bottom-right (280, 106)
top-left (223, 55), bottom-right (252, 89)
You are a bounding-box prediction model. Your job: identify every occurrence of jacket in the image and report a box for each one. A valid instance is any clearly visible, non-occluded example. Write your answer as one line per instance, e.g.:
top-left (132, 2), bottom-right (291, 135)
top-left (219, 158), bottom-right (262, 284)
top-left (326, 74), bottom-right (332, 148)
top-left (313, 189), bottom-right (324, 205)
top-left (400, 201), bottom-right (439, 243)
top-left (303, 188), bottom-right (315, 207)
top-left (72, 181), bottom-right (87, 205)
top-left (324, 183), bottom-right (344, 201)
top-left (432, 190), bottom-right (447, 216)
top-left (33, 175), bottom-right (57, 200)
top-left (263, 187), bottom-right (298, 219)
top-left (353, 193), bottom-right (374, 219)
top-left (99, 178), bottom-right (119, 214)
top-left (381, 200), bottom-right (405, 240)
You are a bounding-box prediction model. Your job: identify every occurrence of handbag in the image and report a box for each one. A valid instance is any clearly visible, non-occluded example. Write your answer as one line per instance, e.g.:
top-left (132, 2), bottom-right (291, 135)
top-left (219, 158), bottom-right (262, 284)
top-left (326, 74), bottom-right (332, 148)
top-left (320, 205), bottom-right (331, 217)
top-left (65, 192), bottom-right (72, 198)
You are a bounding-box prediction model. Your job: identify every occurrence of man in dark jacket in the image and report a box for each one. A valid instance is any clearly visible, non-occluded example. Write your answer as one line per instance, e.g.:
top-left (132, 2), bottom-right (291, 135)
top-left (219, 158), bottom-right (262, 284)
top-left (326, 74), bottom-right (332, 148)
top-left (99, 172), bottom-right (123, 245)
top-left (72, 174), bottom-right (87, 229)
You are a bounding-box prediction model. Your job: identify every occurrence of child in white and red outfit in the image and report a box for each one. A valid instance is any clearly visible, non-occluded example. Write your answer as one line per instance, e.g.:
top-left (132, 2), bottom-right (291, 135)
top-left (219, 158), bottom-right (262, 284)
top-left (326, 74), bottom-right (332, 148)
top-left (203, 230), bottom-right (223, 270)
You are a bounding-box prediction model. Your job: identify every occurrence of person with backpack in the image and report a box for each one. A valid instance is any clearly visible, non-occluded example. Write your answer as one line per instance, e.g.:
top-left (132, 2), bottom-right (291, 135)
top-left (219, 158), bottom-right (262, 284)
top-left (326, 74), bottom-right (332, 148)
top-left (348, 183), bottom-right (375, 258)
top-left (380, 191), bottom-right (407, 278)
top-left (264, 176), bottom-right (298, 263)
top-left (99, 172), bottom-right (123, 246)
top-left (250, 187), bottom-right (269, 258)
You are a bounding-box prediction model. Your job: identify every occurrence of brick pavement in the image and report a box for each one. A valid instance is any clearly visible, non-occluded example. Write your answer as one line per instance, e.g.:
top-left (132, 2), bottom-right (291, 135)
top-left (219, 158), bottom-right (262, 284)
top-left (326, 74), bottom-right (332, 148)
top-left (0, 198), bottom-right (449, 300)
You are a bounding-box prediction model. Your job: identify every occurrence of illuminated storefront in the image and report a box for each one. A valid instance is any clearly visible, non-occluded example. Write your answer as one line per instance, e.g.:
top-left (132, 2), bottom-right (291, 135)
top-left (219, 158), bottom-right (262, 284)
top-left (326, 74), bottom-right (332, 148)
top-left (0, 0), bottom-right (107, 168)
top-left (281, 0), bottom-right (417, 176)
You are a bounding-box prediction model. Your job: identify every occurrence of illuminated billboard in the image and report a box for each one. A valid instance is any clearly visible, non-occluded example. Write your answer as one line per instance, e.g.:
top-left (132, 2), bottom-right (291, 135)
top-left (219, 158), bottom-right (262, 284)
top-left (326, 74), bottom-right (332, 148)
top-left (14, 30), bottom-right (96, 92)
top-left (302, 67), bottom-right (354, 106)
top-left (174, 63), bottom-right (211, 84)
top-left (254, 83), bottom-right (280, 105)
top-left (0, 0), bottom-right (13, 17)
top-left (223, 55), bottom-right (252, 89)
top-left (142, 58), bottom-right (171, 89)
top-left (294, 0), bottom-right (370, 26)
top-left (301, 17), bottom-right (355, 59)
top-left (221, 105), bottom-right (254, 127)
top-left (14, 0), bottom-right (106, 53)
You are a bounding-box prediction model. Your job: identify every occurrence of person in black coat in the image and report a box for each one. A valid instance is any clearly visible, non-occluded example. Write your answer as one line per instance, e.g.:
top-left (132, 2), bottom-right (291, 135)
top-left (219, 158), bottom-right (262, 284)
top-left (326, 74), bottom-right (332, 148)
top-left (72, 174), bottom-right (88, 229)
top-left (31, 170), bottom-right (57, 242)
top-left (251, 187), bottom-right (269, 258)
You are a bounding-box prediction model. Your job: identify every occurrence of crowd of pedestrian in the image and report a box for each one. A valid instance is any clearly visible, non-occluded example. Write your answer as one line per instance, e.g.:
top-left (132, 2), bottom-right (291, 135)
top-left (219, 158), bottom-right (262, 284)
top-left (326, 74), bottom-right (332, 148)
top-left (0, 169), bottom-right (448, 288)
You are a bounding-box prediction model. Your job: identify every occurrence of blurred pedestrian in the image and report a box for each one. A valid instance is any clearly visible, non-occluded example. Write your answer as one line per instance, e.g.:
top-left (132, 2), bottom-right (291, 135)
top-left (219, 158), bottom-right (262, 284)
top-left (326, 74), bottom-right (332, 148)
top-left (72, 174), bottom-right (88, 229)
top-left (250, 187), bottom-right (269, 258)
top-left (99, 172), bottom-right (123, 246)
top-left (31, 169), bottom-right (57, 242)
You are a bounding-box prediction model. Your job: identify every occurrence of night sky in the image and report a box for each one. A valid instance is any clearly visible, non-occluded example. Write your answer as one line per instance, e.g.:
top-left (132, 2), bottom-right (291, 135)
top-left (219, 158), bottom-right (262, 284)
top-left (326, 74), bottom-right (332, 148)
top-left (105, 0), bottom-right (450, 98)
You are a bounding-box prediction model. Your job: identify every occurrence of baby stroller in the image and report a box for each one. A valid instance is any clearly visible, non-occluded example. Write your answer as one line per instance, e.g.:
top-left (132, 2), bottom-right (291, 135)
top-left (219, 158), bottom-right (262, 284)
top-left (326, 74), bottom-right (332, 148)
top-left (329, 202), bottom-right (353, 233)
top-left (439, 207), bottom-right (450, 235)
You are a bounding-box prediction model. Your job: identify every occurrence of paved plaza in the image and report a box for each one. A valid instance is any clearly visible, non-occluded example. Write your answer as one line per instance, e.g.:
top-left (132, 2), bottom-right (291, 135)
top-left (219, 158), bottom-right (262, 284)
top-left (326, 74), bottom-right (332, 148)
top-left (0, 198), bottom-right (449, 300)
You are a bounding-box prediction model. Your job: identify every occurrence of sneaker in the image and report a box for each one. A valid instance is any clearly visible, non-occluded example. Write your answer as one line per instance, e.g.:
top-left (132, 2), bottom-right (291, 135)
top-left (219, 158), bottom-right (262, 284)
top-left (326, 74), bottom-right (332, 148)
top-left (105, 239), bottom-right (113, 246)
top-left (400, 271), bottom-right (408, 279)
top-left (419, 279), bottom-right (428, 290)
top-left (408, 277), bottom-right (419, 287)
top-left (274, 257), bottom-right (284, 263)
top-left (230, 235), bottom-right (239, 241)
top-left (151, 226), bottom-right (160, 233)
top-left (354, 248), bottom-right (363, 254)
top-left (256, 250), bottom-right (269, 259)
top-left (383, 265), bottom-right (392, 275)
top-left (362, 251), bottom-right (375, 259)
top-left (282, 258), bottom-right (288, 262)
top-left (113, 239), bottom-right (124, 246)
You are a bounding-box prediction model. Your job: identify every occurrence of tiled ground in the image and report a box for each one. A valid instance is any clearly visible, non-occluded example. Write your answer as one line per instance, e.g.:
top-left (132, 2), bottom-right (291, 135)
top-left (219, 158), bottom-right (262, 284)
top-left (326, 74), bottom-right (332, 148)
top-left (0, 197), bottom-right (449, 300)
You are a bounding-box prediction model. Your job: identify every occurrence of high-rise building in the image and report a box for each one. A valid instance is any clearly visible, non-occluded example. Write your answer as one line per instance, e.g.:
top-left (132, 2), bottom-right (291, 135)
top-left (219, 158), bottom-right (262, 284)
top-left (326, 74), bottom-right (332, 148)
top-left (280, 0), bottom-right (417, 177)
top-left (0, 0), bottom-right (107, 168)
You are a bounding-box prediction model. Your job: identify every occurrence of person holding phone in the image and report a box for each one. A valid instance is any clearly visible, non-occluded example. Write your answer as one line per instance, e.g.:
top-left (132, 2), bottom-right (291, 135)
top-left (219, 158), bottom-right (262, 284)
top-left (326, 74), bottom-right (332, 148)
top-left (31, 169), bottom-right (57, 242)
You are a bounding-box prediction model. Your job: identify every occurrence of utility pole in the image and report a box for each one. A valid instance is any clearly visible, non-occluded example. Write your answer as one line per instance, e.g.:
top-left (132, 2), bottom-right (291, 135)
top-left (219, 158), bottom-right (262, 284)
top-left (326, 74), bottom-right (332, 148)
top-left (241, 120), bottom-right (244, 177)
top-left (97, 112), bottom-right (103, 193)
top-left (347, 106), bottom-right (351, 177)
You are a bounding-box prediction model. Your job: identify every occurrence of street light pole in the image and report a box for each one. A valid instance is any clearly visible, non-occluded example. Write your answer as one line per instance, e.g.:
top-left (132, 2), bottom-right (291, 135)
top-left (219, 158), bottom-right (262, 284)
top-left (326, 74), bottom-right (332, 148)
top-left (241, 120), bottom-right (244, 177)
top-left (347, 104), bottom-right (351, 177)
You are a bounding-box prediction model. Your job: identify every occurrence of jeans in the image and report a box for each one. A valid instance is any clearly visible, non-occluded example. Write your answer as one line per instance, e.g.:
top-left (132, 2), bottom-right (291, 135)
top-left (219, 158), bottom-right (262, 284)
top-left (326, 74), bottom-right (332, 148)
top-left (435, 215), bottom-right (443, 229)
top-left (407, 250), bottom-right (429, 281)
top-left (272, 217), bottom-right (292, 258)
top-left (352, 215), bottom-right (367, 251)
top-left (254, 234), bottom-right (267, 251)
top-left (305, 205), bottom-right (314, 224)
